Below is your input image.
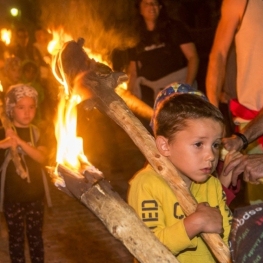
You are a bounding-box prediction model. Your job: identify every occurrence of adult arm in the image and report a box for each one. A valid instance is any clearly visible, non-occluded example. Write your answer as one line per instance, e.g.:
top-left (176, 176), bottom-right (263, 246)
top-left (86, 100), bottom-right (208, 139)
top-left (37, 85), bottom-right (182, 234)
top-left (180, 42), bottom-right (199, 86)
top-left (224, 154), bottom-right (263, 185)
top-left (223, 107), bottom-right (263, 151)
top-left (206, 0), bottom-right (246, 107)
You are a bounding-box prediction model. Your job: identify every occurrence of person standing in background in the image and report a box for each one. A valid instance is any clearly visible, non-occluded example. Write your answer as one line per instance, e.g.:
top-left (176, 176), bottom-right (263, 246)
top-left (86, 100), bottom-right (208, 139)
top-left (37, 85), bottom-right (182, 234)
top-left (206, 0), bottom-right (263, 204)
top-left (127, 0), bottom-right (199, 107)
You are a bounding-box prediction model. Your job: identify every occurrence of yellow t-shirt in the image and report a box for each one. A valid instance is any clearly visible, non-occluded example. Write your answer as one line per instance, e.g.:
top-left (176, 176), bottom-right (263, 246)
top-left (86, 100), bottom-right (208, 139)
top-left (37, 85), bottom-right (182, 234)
top-left (128, 164), bottom-right (232, 263)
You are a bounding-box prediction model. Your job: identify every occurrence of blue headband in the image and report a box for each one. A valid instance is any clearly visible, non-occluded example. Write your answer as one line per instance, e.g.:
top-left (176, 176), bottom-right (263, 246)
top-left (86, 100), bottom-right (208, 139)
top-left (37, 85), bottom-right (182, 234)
top-left (150, 83), bottom-right (208, 128)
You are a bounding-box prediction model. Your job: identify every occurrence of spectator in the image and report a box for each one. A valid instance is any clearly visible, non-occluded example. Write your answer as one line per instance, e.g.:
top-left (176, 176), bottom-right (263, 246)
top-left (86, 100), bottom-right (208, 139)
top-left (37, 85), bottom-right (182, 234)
top-left (8, 27), bottom-right (35, 63)
top-left (206, 0), bottom-right (263, 203)
top-left (127, 0), bottom-right (199, 107)
top-left (32, 26), bottom-right (52, 80)
top-left (0, 56), bottom-right (22, 93)
top-left (21, 60), bottom-right (45, 123)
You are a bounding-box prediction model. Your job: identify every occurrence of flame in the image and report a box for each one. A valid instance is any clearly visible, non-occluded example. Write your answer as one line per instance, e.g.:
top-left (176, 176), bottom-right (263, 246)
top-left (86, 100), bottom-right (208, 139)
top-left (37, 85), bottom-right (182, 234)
top-left (50, 28), bottom-right (125, 172)
top-left (48, 28), bottom-right (73, 55)
top-left (1, 28), bottom-right (11, 45)
top-left (55, 91), bottom-right (88, 171)
top-left (48, 28), bottom-right (109, 65)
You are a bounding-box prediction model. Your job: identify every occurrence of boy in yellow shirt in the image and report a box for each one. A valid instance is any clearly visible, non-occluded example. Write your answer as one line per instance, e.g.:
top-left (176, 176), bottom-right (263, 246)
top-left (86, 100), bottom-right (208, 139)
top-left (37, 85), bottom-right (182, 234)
top-left (128, 84), bottom-right (232, 262)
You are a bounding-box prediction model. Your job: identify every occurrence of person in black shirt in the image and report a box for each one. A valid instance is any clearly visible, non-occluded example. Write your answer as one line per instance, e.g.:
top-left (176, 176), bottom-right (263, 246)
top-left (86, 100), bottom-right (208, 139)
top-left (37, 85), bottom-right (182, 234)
top-left (127, 0), bottom-right (199, 107)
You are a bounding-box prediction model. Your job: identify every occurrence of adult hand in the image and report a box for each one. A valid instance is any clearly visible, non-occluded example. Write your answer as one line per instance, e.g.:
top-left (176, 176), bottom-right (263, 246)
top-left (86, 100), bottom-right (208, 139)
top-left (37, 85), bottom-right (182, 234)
top-left (219, 150), bottom-right (243, 188)
top-left (224, 154), bottom-right (263, 185)
top-left (222, 135), bottom-right (243, 152)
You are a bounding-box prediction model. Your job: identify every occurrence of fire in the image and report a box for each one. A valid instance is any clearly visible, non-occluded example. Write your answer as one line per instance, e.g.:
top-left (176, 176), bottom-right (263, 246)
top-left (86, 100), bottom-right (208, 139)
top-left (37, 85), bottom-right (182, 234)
top-left (48, 28), bottom-right (109, 65)
top-left (1, 28), bottom-right (11, 45)
top-left (47, 28), bottom-right (73, 56)
top-left (55, 91), bottom-right (88, 171)
top-left (50, 28), bottom-right (124, 172)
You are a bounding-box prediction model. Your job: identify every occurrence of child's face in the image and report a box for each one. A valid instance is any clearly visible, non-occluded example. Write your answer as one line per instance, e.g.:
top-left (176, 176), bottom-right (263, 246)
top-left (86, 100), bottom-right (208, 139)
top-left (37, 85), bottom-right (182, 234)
top-left (11, 96), bottom-right (36, 127)
top-left (7, 66), bottom-right (21, 84)
top-left (157, 118), bottom-right (223, 187)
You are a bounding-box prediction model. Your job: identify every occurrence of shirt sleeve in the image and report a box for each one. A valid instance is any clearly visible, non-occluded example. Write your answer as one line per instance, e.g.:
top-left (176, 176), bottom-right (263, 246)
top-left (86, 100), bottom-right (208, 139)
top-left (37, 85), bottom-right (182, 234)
top-left (128, 170), bottom-right (198, 255)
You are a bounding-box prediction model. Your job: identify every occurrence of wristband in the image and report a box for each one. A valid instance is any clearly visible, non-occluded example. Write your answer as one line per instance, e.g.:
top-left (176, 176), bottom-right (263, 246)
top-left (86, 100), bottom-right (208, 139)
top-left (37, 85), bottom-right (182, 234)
top-left (234, 132), bottom-right (248, 149)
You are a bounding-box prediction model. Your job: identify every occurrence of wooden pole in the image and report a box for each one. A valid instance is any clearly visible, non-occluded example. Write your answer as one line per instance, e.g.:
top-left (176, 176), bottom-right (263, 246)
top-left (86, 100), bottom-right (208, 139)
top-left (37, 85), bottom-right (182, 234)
top-left (53, 40), bottom-right (231, 263)
top-left (56, 164), bottom-right (180, 263)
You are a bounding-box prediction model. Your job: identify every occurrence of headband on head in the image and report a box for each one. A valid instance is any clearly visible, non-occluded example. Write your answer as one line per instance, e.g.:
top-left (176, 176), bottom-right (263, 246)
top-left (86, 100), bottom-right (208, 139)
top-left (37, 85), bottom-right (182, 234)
top-left (5, 83), bottom-right (38, 118)
top-left (150, 83), bottom-right (208, 128)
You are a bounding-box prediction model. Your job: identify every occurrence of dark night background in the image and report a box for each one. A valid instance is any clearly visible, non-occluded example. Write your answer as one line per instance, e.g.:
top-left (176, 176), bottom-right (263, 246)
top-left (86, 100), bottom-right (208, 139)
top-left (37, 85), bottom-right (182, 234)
top-left (0, 0), bottom-right (223, 92)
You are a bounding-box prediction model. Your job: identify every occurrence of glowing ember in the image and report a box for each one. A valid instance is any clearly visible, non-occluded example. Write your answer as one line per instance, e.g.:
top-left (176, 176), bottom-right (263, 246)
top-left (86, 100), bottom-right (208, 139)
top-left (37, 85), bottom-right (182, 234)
top-left (1, 28), bottom-right (11, 45)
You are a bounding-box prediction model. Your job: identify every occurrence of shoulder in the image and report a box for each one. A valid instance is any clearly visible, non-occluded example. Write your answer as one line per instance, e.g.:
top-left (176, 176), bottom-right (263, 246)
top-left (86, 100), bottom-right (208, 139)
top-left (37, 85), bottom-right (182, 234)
top-left (221, 0), bottom-right (248, 25)
top-left (130, 164), bottom-right (168, 190)
top-left (192, 175), bottom-right (222, 193)
top-left (206, 175), bottom-right (222, 188)
top-left (31, 124), bottom-right (40, 136)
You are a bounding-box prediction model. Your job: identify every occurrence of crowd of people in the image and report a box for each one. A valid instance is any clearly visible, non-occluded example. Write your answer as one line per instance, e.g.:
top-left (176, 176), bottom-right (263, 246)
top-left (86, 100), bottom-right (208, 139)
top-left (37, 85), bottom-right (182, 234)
top-left (0, 0), bottom-right (263, 262)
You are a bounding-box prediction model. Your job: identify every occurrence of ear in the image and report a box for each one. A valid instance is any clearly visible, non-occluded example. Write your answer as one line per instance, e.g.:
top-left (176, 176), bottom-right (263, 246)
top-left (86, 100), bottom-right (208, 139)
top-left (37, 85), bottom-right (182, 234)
top-left (156, 135), bottom-right (170, 157)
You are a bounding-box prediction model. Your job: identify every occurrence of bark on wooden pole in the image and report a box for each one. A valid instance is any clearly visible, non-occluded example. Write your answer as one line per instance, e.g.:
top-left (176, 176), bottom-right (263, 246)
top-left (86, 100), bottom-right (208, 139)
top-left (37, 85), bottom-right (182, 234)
top-left (55, 164), bottom-right (179, 263)
top-left (53, 39), bottom-right (231, 263)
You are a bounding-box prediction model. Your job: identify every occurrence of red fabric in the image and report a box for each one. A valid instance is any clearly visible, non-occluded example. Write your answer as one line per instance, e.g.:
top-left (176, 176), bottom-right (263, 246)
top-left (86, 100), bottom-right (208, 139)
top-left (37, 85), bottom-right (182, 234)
top-left (216, 160), bottom-right (241, 205)
top-left (229, 99), bottom-right (263, 146)
top-left (229, 99), bottom-right (259, 120)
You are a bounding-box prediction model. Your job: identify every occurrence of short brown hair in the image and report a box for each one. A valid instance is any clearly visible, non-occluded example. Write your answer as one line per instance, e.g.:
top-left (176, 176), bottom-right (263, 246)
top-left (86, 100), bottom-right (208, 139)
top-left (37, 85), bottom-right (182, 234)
top-left (153, 94), bottom-right (225, 142)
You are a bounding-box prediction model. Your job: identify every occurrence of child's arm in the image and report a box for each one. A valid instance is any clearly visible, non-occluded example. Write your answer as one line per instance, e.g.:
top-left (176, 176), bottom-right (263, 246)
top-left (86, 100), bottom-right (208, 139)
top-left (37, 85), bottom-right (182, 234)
top-left (183, 202), bottom-right (223, 239)
top-left (0, 136), bottom-right (16, 149)
top-left (6, 129), bottom-right (47, 164)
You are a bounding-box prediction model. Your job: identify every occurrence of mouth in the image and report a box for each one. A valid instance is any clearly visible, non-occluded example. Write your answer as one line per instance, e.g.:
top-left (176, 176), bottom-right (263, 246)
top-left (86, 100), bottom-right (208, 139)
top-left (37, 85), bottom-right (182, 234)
top-left (200, 168), bottom-right (212, 174)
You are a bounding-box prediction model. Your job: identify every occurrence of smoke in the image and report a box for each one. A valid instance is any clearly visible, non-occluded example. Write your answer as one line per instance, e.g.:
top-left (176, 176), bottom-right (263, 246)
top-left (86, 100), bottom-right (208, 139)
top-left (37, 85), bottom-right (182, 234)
top-left (40, 0), bottom-right (136, 64)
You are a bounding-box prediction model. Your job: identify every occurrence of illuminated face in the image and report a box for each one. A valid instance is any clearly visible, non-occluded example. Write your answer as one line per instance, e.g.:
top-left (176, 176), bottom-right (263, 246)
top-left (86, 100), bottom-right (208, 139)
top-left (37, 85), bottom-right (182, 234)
top-left (140, 0), bottom-right (161, 22)
top-left (16, 30), bottom-right (29, 47)
top-left (12, 96), bottom-right (36, 127)
top-left (8, 65), bottom-right (21, 84)
top-left (157, 118), bottom-right (223, 187)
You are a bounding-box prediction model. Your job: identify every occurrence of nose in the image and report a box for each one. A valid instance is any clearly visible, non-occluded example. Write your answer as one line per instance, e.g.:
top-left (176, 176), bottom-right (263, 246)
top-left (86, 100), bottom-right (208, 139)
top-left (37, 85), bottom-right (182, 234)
top-left (24, 108), bottom-right (30, 116)
top-left (206, 148), bottom-right (215, 163)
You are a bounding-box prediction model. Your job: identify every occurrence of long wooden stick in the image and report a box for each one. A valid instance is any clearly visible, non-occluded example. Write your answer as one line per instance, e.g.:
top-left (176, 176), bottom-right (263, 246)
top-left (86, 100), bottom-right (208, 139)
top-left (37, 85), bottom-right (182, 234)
top-left (56, 164), bottom-right (180, 263)
top-left (0, 94), bottom-right (29, 181)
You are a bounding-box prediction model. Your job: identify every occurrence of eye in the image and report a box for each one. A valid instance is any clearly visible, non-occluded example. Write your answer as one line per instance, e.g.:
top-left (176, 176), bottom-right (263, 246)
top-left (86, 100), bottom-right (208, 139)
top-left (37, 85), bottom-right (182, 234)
top-left (194, 142), bottom-right (203, 148)
top-left (213, 142), bottom-right (222, 150)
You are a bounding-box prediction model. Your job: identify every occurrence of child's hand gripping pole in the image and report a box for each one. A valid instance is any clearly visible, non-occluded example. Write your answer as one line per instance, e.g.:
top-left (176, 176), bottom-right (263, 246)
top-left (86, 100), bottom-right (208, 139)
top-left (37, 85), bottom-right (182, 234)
top-left (0, 89), bottom-right (29, 182)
